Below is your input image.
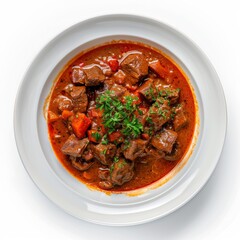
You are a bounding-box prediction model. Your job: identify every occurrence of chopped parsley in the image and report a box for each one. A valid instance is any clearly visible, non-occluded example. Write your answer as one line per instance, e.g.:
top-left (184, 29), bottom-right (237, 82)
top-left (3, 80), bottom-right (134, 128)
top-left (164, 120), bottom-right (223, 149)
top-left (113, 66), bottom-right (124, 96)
top-left (118, 160), bottom-right (127, 169)
top-left (113, 156), bottom-right (119, 163)
top-left (96, 91), bottom-right (143, 138)
top-left (145, 87), bottom-right (156, 101)
top-left (101, 134), bottom-right (109, 145)
top-left (102, 149), bottom-right (107, 155)
top-left (91, 132), bottom-right (101, 141)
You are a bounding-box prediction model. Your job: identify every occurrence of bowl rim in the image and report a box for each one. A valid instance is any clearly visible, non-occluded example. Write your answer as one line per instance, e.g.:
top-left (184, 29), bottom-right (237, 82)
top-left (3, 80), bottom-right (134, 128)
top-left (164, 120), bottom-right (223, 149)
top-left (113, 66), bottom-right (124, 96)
top-left (14, 13), bottom-right (227, 226)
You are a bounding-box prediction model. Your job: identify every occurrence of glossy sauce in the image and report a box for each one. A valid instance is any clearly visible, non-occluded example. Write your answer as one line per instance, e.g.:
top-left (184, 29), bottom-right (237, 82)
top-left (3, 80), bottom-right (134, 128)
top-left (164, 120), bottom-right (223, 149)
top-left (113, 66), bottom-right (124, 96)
top-left (47, 41), bottom-right (196, 192)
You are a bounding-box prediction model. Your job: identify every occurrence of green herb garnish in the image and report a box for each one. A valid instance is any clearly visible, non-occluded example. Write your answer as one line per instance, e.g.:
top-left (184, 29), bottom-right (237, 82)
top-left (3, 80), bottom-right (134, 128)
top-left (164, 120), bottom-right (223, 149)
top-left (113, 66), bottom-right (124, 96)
top-left (96, 91), bottom-right (143, 138)
top-left (91, 132), bottom-right (101, 141)
top-left (101, 134), bottom-right (109, 145)
top-left (102, 149), bottom-right (107, 155)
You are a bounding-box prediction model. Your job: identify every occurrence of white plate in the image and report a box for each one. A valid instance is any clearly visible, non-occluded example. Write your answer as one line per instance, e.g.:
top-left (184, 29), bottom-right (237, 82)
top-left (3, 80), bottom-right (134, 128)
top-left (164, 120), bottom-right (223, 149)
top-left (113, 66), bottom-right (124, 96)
top-left (14, 14), bottom-right (227, 226)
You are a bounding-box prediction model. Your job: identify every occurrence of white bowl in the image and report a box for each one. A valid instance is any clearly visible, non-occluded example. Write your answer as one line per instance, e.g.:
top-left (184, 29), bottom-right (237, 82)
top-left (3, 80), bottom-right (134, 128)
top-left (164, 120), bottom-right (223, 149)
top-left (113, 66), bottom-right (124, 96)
top-left (14, 14), bottom-right (227, 226)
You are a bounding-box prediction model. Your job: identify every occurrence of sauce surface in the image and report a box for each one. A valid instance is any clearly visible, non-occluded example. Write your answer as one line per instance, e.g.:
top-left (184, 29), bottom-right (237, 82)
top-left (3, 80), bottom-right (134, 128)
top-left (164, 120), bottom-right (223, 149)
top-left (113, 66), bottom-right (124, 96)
top-left (47, 41), bottom-right (196, 192)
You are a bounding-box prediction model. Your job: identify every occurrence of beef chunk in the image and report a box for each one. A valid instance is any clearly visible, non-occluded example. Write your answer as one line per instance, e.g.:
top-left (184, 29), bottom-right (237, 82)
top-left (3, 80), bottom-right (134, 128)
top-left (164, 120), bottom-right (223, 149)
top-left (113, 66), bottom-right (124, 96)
top-left (99, 180), bottom-right (113, 190)
top-left (71, 86), bottom-right (88, 113)
top-left (145, 147), bottom-right (165, 159)
top-left (54, 95), bottom-right (73, 112)
top-left (91, 143), bottom-right (117, 165)
top-left (61, 135), bottom-right (89, 157)
top-left (82, 145), bottom-right (94, 161)
top-left (121, 54), bottom-right (148, 82)
top-left (98, 168), bottom-right (110, 180)
top-left (83, 65), bottom-right (105, 86)
top-left (151, 129), bottom-right (178, 153)
top-left (113, 69), bottom-right (126, 85)
top-left (138, 79), bottom-right (179, 104)
top-left (71, 66), bottom-right (86, 84)
top-left (103, 78), bottom-right (115, 90)
top-left (158, 87), bottom-right (180, 105)
top-left (173, 104), bottom-right (188, 131)
top-left (110, 158), bottom-right (134, 186)
top-left (164, 142), bottom-right (181, 161)
top-left (110, 83), bottom-right (127, 98)
top-left (70, 156), bottom-right (94, 171)
top-left (147, 99), bottom-right (171, 131)
top-left (138, 79), bottom-right (156, 102)
top-left (48, 111), bottom-right (59, 123)
top-left (123, 139), bottom-right (147, 161)
top-left (69, 86), bottom-right (85, 99)
top-left (149, 60), bottom-right (168, 79)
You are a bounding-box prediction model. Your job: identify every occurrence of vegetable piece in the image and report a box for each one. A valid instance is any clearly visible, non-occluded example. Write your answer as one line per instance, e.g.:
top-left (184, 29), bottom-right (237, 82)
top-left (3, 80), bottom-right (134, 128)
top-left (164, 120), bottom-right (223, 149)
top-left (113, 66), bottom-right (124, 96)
top-left (48, 111), bottom-right (59, 123)
top-left (61, 110), bottom-right (73, 120)
top-left (88, 130), bottom-right (102, 143)
top-left (132, 91), bottom-right (141, 105)
top-left (108, 58), bottom-right (119, 72)
top-left (141, 133), bottom-right (149, 140)
top-left (108, 131), bottom-right (122, 142)
top-left (88, 108), bottom-right (103, 118)
top-left (71, 113), bottom-right (92, 139)
top-left (149, 60), bottom-right (168, 79)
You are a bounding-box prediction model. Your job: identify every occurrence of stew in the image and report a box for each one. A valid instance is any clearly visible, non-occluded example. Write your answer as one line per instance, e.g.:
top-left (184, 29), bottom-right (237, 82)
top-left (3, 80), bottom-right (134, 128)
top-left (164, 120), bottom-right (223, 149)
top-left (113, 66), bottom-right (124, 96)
top-left (46, 41), bottom-right (196, 192)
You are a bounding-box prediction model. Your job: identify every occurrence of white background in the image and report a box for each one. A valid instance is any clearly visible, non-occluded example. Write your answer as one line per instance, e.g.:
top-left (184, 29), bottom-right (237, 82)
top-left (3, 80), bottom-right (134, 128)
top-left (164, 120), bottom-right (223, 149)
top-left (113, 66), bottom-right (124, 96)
top-left (1, 0), bottom-right (240, 239)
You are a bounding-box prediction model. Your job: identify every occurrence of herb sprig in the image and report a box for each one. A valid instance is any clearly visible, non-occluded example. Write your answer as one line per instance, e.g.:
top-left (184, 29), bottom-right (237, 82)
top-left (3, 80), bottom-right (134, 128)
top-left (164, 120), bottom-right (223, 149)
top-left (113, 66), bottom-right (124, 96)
top-left (96, 91), bottom-right (143, 138)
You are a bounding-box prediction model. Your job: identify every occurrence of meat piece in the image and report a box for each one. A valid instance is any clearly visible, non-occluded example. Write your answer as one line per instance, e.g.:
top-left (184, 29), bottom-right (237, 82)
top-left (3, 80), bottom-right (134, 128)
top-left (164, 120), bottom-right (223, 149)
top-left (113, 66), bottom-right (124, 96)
top-left (145, 147), bottom-right (165, 159)
top-left (99, 181), bottom-right (113, 190)
top-left (98, 168), bottom-right (110, 180)
top-left (110, 83), bottom-right (127, 98)
top-left (149, 60), bottom-right (168, 79)
top-left (71, 66), bottom-right (86, 84)
top-left (146, 99), bottom-right (171, 131)
top-left (164, 142), bottom-right (181, 161)
top-left (69, 86), bottom-right (85, 99)
top-left (159, 88), bottom-right (180, 105)
top-left (113, 69), bottom-right (126, 85)
top-left (48, 111), bottom-right (59, 123)
top-left (82, 145), bottom-right (94, 161)
top-left (54, 95), bottom-right (73, 112)
top-left (61, 135), bottom-right (89, 157)
top-left (70, 157), bottom-right (94, 171)
top-left (71, 86), bottom-right (88, 113)
top-left (110, 158), bottom-right (134, 186)
top-left (121, 54), bottom-right (148, 82)
top-left (138, 79), bottom-right (156, 102)
top-left (173, 104), bottom-right (188, 131)
top-left (123, 139), bottom-right (147, 161)
top-left (83, 65), bottom-right (105, 86)
top-left (151, 129), bottom-right (178, 153)
top-left (91, 143), bottom-right (117, 165)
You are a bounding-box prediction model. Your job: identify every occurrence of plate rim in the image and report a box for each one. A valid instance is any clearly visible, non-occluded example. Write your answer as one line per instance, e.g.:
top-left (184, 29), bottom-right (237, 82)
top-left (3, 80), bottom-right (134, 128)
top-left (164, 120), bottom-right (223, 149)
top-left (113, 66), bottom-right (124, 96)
top-left (14, 13), bottom-right (227, 226)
